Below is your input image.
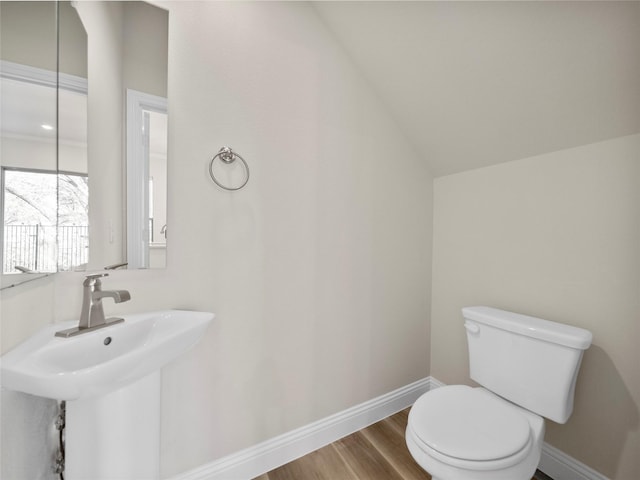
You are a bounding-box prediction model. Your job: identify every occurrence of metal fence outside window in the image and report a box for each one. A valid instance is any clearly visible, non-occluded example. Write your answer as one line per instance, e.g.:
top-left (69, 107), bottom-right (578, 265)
top-left (3, 224), bottom-right (88, 274)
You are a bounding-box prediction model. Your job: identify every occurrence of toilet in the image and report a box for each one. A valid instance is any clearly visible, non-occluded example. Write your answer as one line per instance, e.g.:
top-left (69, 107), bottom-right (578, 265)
top-left (406, 306), bottom-right (592, 480)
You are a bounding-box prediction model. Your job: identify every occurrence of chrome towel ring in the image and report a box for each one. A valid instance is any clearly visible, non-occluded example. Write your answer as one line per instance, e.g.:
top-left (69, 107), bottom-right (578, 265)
top-left (209, 146), bottom-right (250, 191)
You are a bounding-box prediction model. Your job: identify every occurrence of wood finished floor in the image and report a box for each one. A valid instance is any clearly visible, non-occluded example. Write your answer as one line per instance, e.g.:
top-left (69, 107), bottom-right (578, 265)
top-left (254, 409), bottom-right (429, 480)
top-left (254, 409), bottom-right (545, 480)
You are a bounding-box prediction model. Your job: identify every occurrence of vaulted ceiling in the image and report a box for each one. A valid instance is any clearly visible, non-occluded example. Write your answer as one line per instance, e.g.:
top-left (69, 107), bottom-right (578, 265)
top-left (314, 1), bottom-right (640, 176)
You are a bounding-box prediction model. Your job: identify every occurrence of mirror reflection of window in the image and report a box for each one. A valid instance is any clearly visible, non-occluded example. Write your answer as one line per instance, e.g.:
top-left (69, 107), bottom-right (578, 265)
top-left (2, 168), bottom-right (88, 274)
top-left (57, 172), bottom-right (89, 271)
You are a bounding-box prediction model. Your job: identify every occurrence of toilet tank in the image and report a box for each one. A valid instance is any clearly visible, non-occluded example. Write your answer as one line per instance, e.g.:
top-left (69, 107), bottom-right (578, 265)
top-left (463, 306), bottom-right (592, 424)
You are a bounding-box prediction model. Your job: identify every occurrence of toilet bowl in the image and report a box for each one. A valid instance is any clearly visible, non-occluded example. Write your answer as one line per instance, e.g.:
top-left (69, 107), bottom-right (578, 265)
top-left (406, 385), bottom-right (544, 480)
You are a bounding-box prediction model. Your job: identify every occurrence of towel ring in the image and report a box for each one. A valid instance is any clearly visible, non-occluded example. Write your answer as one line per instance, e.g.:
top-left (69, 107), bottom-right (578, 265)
top-left (209, 146), bottom-right (250, 191)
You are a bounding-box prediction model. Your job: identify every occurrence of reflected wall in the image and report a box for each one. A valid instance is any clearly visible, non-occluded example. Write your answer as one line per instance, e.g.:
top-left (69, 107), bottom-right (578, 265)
top-left (75, 1), bottom-right (168, 271)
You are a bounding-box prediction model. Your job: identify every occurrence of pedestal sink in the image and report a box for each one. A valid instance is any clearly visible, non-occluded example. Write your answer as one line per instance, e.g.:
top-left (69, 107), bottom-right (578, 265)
top-left (1, 309), bottom-right (214, 479)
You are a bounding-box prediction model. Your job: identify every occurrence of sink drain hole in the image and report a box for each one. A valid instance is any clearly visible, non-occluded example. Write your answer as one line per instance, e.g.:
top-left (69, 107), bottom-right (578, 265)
top-left (104, 337), bottom-right (112, 346)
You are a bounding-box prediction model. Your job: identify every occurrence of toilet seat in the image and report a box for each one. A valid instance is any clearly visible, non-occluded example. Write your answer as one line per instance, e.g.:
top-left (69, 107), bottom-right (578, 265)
top-left (408, 385), bottom-right (533, 470)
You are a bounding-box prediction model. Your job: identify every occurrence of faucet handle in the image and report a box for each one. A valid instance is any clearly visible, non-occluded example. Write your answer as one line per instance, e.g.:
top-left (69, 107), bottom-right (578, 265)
top-left (83, 273), bottom-right (108, 286)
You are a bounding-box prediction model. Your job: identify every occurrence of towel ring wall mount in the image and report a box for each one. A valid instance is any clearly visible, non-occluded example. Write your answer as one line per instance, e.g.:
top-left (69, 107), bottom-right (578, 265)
top-left (209, 146), bottom-right (250, 191)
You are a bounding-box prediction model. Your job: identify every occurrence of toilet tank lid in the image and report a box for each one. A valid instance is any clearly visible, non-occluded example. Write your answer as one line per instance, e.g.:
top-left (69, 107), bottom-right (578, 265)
top-left (462, 306), bottom-right (592, 350)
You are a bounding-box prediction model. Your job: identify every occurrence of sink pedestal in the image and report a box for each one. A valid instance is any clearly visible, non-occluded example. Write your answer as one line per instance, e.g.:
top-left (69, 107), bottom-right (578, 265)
top-left (66, 372), bottom-right (161, 479)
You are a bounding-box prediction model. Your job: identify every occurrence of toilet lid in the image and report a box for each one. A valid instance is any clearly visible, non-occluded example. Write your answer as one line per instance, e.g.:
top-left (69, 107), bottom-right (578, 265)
top-left (410, 385), bottom-right (531, 461)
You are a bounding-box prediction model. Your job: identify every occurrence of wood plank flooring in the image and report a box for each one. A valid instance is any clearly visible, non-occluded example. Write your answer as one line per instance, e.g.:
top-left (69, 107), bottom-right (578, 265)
top-left (254, 409), bottom-right (429, 480)
top-left (254, 409), bottom-right (547, 480)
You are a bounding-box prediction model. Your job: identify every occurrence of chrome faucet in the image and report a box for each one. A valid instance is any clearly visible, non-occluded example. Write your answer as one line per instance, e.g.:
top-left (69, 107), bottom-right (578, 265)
top-left (55, 273), bottom-right (131, 338)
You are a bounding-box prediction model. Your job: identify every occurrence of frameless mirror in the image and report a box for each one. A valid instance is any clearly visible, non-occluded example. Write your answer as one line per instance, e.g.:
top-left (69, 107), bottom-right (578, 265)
top-left (1, 1), bottom-right (168, 289)
top-left (1, 1), bottom-right (88, 289)
top-left (75, 1), bottom-right (168, 271)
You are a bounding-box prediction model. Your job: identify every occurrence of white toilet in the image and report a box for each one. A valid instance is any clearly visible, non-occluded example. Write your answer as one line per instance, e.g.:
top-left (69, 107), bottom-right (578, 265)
top-left (406, 306), bottom-right (592, 480)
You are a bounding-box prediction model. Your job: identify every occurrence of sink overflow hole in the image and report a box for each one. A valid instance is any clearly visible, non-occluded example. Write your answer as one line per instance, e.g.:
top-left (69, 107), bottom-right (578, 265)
top-left (104, 337), bottom-right (112, 346)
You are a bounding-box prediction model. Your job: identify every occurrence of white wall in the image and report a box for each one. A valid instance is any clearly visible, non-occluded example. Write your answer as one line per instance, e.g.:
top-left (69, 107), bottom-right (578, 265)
top-left (159, 2), bottom-right (433, 473)
top-left (431, 134), bottom-right (640, 480)
top-left (0, 278), bottom-right (57, 480)
top-left (1, 2), bottom-right (433, 478)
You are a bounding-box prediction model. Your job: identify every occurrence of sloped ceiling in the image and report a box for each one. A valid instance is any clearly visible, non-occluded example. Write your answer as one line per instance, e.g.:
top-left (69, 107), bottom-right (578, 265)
top-left (313, 1), bottom-right (640, 176)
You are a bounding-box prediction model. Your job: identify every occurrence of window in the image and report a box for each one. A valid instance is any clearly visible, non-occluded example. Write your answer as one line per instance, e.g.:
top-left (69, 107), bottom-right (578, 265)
top-left (2, 168), bottom-right (88, 273)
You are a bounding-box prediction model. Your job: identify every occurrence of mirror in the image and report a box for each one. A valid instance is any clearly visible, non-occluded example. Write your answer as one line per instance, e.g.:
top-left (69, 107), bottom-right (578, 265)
top-left (1, 1), bottom-right (87, 289)
top-left (74, 0), bottom-right (168, 271)
top-left (1, 1), bottom-right (168, 289)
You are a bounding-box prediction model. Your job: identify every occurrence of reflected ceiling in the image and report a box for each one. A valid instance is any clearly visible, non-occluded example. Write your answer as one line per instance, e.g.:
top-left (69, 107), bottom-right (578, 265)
top-left (0, 78), bottom-right (86, 145)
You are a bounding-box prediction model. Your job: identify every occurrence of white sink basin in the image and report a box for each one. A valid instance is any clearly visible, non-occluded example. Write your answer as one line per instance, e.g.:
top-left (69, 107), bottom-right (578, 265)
top-left (1, 310), bottom-right (213, 400)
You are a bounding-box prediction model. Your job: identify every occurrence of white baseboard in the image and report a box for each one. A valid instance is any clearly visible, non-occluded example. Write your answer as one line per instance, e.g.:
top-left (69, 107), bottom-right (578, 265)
top-left (172, 376), bottom-right (608, 480)
top-left (539, 442), bottom-right (609, 480)
top-left (171, 377), bottom-right (433, 480)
